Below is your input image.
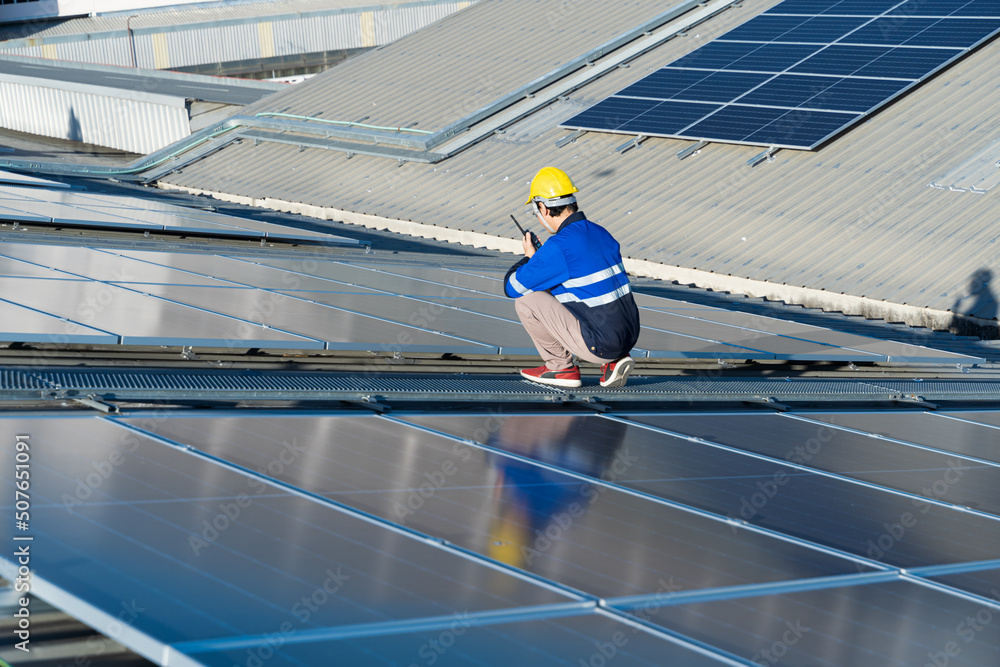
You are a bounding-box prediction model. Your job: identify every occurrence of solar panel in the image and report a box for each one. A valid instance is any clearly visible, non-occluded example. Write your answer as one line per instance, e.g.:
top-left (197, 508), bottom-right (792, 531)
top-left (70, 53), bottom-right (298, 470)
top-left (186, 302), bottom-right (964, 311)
top-left (628, 412), bottom-right (1000, 517)
top-left (634, 293), bottom-right (980, 362)
top-left (0, 276), bottom-right (323, 348)
top-left (0, 299), bottom-right (117, 344)
top-left (0, 168), bottom-right (70, 189)
top-left (561, 0), bottom-right (1000, 149)
top-left (3, 407), bottom-right (999, 666)
top-left (801, 410), bottom-right (1000, 464)
top-left (0, 416), bottom-right (574, 663)
top-left (403, 413), bottom-right (1000, 568)
top-left (0, 185), bottom-right (352, 244)
top-left (638, 579), bottom-right (1000, 667)
top-left (124, 414), bottom-right (866, 600)
top-left (943, 410), bottom-right (1000, 429)
top-left (0, 242), bottom-right (979, 362)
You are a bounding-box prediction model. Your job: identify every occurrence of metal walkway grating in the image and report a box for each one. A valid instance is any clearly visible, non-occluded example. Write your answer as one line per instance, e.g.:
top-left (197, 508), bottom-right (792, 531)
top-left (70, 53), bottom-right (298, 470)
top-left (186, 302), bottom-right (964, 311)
top-left (4, 367), bottom-right (999, 404)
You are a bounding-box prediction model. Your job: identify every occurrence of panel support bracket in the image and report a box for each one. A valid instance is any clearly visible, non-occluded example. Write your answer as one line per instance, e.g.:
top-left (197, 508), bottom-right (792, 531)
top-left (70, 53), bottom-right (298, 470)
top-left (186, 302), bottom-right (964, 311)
top-left (677, 140), bottom-right (708, 160)
top-left (570, 397), bottom-right (611, 413)
top-left (742, 397), bottom-right (790, 412)
top-left (616, 135), bottom-right (647, 154)
top-left (747, 146), bottom-right (779, 167)
top-left (892, 395), bottom-right (938, 410)
top-left (556, 130), bottom-right (586, 148)
top-left (346, 396), bottom-right (391, 413)
top-left (71, 395), bottom-right (120, 414)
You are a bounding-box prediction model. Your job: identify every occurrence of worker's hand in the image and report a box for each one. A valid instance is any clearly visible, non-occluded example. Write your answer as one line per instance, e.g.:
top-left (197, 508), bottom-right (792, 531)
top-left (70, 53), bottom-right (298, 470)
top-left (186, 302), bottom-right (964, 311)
top-left (522, 231), bottom-right (537, 258)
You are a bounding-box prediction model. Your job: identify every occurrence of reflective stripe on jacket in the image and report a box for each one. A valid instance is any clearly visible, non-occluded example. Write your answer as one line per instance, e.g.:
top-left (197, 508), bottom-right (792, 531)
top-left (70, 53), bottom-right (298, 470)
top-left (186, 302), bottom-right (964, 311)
top-left (504, 211), bottom-right (640, 360)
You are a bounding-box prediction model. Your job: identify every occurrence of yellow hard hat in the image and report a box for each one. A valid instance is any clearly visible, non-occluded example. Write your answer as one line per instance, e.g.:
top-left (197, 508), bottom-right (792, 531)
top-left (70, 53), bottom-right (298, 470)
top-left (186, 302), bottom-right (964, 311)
top-left (525, 167), bottom-right (579, 206)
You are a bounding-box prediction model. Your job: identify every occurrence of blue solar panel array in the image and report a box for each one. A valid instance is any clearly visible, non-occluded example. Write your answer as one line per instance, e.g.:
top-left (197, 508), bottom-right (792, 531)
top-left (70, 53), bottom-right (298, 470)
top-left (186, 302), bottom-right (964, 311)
top-left (2, 409), bottom-right (999, 666)
top-left (561, 0), bottom-right (1000, 149)
top-left (0, 241), bottom-right (981, 362)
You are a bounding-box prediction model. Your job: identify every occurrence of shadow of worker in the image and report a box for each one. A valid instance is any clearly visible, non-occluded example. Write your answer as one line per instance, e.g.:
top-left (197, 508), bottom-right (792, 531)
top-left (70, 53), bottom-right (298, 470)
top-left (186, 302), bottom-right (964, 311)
top-left (67, 108), bottom-right (83, 143)
top-left (950, 268), bottom-right (999, 340)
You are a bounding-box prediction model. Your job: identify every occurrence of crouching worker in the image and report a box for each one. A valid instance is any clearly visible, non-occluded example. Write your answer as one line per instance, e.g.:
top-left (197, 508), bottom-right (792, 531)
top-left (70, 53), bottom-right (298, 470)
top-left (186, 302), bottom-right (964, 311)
top-left (504, 167), bottom-right (640, 388)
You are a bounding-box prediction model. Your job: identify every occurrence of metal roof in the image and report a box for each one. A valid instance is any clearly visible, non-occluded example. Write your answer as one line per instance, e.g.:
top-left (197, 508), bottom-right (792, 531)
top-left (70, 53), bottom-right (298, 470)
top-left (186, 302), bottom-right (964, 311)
top-left (155, 0), bottom-right (1000, 330)
top-left (0, 54), bottom-right (283, 153)
top-left (0, 55), bottom-right (283, 106)
top-left (0, 0), bottom-right (469, 42)
top-left (0, 0), bottom-right (475, 70)
top-left (234, 0), bottom-right (713, 135)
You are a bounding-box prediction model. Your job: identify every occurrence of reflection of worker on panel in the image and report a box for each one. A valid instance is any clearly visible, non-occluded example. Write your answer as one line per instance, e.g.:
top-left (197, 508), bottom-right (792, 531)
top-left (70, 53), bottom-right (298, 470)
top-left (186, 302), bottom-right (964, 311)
top-left (485, 416), bottom-right (628, 568)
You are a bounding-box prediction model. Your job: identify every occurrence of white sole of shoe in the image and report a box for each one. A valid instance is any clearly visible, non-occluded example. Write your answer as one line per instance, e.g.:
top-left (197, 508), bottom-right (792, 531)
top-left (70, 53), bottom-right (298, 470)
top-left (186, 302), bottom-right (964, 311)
top-left (519, 371), bottom-right (582, 388)
top-left (599, 357), bottom-right (634, 388)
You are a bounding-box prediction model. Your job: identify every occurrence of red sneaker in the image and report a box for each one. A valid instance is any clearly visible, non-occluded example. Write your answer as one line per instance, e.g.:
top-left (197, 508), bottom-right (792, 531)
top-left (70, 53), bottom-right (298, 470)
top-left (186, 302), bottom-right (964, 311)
top-left (599, 356), bottom-right (634, 388)
top-left (519, 365), bottom-right (582, 388)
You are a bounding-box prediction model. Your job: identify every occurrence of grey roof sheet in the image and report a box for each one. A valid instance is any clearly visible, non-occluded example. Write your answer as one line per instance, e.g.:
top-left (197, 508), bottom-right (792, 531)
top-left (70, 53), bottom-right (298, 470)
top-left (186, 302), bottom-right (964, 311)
top-left (237, 0), bottom-right (688, 132)
top-left (0, 54), bottom-right (282, 105)
top-left (0, 0), bottom-right (447, 39)
top-left (160, 0), bottom-right (1000, 318)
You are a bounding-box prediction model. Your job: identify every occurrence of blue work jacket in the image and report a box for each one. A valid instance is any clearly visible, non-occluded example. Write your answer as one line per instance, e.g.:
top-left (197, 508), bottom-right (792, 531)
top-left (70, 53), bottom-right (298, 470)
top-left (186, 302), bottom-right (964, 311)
top-left (504, 211), bottom-right (641, 360)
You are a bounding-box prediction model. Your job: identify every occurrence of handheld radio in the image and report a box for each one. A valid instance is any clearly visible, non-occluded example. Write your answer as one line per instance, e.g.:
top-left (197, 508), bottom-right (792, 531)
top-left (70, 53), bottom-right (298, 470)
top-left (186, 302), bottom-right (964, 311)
top-left (510, 215), bottom-right (542, 251)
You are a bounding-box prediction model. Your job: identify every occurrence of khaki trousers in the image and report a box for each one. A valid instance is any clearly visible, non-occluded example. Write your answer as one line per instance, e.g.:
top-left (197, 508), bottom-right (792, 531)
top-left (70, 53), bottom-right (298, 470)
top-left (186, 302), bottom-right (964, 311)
top-left (514, 291), bottom-right (614, 370)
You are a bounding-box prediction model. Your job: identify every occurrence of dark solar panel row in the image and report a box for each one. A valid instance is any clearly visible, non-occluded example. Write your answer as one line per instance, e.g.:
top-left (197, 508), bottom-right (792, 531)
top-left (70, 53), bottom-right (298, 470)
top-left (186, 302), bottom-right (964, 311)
top-left (3, 409), bottom-right (999, 665)
top-left (561, 0), bottom-right (1000, 149)
top-left (1, 241), bottom-right (977, 362)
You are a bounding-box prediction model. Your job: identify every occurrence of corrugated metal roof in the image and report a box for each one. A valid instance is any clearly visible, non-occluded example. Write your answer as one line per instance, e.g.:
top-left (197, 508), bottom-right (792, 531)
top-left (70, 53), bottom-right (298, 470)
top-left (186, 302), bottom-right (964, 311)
top-left (0, 54), bottom-right (282, 104)
top-left (0, 0), bottom-right (474, 69)
top-left (237, 0), bottom-right (704, 132)
top-left (159, 0), bottom-right (1000, 321)
top-left (0, 0), bottom-right (468, 39)
top-left (0, 78), bottom-right (190, 154)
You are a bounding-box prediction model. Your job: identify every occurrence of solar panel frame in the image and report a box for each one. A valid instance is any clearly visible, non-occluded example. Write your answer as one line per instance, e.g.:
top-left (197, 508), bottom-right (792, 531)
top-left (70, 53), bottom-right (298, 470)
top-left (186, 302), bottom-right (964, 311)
top-left (885, 0), bottom-right (1000, 18)
top-left (626, 412), bottom-right (1000, 517)
top-left (0, 417), bottom-right (576, 654)
top-left (121, 413), bottom-right (870, 601)
top-left (561, 0), bottom-right (1000, 149)
top-left (633, 579), bottom-right (1000, 667)
top-left (405, 412), bottom-right (1000, 569)
top-left (3, 404), bottom-right (1000, 666)
top-left (187, 612), bottom-right (737, 667)
top-left (0, 184), bottom-right (353, 244)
